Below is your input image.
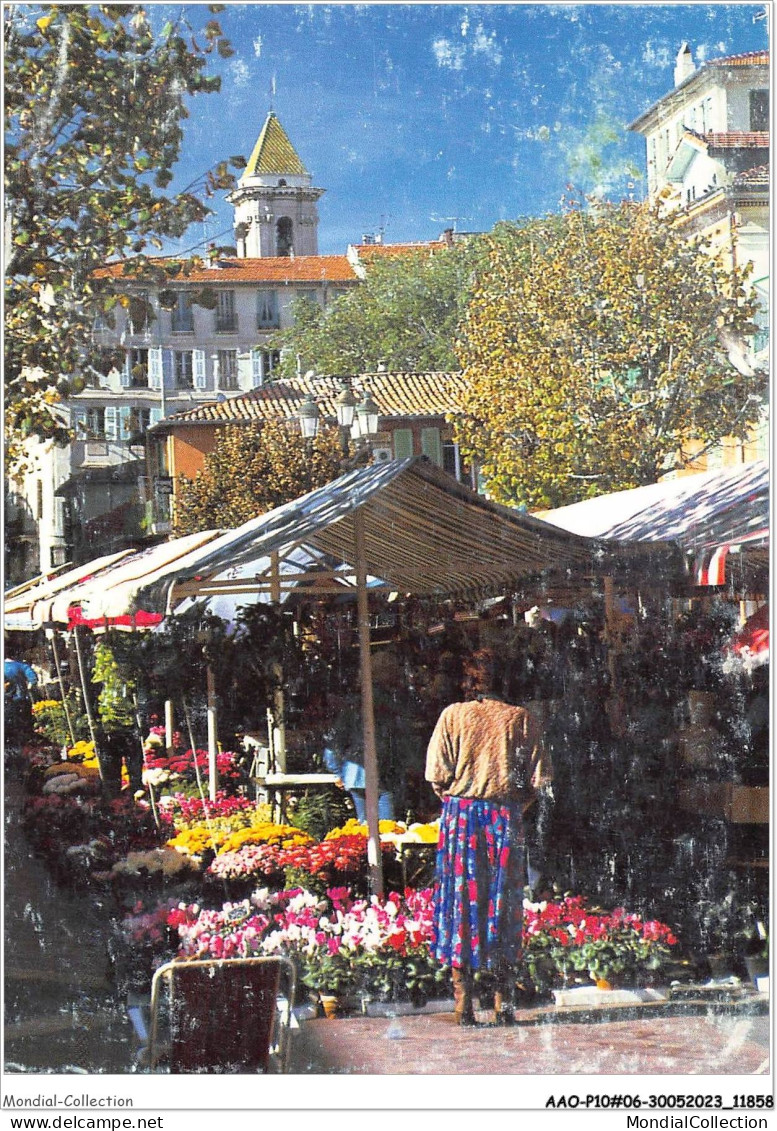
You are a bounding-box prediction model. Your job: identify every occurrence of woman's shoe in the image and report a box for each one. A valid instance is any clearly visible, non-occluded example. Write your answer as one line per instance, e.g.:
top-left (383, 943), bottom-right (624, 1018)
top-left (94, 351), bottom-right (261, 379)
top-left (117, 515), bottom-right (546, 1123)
top-left (452, 967), bottom-right (476, 1026)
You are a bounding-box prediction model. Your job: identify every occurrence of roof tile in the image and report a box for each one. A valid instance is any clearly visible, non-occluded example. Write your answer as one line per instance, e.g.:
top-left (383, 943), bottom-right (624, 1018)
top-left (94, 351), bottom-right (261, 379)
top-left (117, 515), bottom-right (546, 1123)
top-left (95, 255), bottom-right (358, 284)
top-left (243, 112), bottom-right (309, 178)
top-left (155, 372), bottom-right (467, 428)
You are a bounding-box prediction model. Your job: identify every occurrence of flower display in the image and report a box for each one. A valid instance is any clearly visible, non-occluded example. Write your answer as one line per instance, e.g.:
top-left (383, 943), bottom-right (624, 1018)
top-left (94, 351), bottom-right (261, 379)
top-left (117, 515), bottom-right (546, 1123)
top-left (110, 847), bottom-right (197, 879)
top-left (160, 792), bottom-right (271, 831)
top-left (324, 818), bottom-right (440, 851)
top-left (521, 895), bottom-right (678, 990)
top-left (207, 833), bottom-right (393, 886)
top-left (166, 820), bottom-right (311, 861)
top-left (142, 746), bottom-right (242, 789)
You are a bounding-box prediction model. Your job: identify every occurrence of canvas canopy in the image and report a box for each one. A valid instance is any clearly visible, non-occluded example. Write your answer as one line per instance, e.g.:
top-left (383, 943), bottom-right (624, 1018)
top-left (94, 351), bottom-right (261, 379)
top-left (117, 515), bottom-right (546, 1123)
top-left (539, 461), bottom-right (768, 588)
top-left (131, 457), bottom-right (682, 617)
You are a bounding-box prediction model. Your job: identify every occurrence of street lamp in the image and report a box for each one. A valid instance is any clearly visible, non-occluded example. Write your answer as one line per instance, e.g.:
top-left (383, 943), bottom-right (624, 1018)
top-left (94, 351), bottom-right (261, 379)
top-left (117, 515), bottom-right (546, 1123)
top-left (297, 393), bottom-right (320, 442)
top-left (335, 380), bottom-right (357, 430)
top-left (354, 391), bottom-right (380, 440)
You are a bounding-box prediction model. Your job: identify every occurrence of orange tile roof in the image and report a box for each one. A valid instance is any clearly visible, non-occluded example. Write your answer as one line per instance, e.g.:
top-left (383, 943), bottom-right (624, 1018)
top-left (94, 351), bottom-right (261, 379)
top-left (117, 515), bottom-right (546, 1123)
top-left (352, 241), bottom-right (447, 260)
top-left (95, 255), bottom-right (358, 284)
top-left (155, 372), bottom-right (467, 429)
top-left (708, 51), bottom-right (769, 67)
top-left (706, 131), bottom-right (770, 148)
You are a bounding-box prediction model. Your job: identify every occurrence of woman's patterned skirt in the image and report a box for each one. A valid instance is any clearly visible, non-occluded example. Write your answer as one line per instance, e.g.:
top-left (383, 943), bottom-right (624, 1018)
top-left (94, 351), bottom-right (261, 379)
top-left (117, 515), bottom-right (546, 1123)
top-left (431, 795), bottom-right (525, 970)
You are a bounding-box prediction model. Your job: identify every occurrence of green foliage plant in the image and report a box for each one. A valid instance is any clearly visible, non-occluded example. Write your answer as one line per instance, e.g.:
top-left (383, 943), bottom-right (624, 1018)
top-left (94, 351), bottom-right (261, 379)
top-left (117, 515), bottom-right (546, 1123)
top-left (4, 3), bottom-right (237, 467)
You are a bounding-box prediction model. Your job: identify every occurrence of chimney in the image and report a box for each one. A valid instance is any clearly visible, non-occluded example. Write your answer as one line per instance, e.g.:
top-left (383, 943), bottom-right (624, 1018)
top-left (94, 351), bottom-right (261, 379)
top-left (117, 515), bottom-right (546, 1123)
top-left (442, 228), bottom-right (454, 247)
top-left (674, 42), bottom-right (695, 87)
top-left (376, 360), bottom-right (387, 372)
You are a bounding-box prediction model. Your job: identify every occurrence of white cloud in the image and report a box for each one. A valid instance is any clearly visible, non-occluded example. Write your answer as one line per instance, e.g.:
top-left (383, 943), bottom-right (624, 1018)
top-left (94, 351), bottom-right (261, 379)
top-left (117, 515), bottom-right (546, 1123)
top-left (472, 24), bottom-right (503, 65)
top-left (253, 36), bottom-right (263, 58)
top-left (229, 59), bottom-right (251, 88)
top-left (460, 13), bottom-right (470, 37)
top-left (642, 40), bottom-right (672, 69)
top-left (432, 37), bottom-right (466, 70)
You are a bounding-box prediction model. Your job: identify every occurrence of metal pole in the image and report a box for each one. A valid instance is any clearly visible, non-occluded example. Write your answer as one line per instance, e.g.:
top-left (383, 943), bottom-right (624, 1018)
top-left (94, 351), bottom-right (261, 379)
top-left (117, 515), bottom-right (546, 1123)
top-left (164, 699), bottom-right (174, 753)
top-left (354, 508), bottom-right (384, 896)
top-left (270, 551), bottom-right (286, 773)
top-left (48, 630), bottom-right (76, 747)
top-left (72, 625), bottom-right (102, 780)
top-left (206, 665), bottom-right (218, 802)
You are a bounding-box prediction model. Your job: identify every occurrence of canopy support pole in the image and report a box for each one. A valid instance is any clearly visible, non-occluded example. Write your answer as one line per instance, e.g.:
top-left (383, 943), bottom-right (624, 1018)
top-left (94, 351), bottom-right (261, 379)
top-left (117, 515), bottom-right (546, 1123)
top-left (354, 507), bottom-right (384, 897)
top-left (206, 665), bottom-right (218, 802)
top-left (164, 700), bottom-right (175, 753)
top-left (72, 625), bottom-right (102, 780)
top-left (48, 629), bottom-right (76, 747)
top-left (270, 551), bottom-right (286, 774)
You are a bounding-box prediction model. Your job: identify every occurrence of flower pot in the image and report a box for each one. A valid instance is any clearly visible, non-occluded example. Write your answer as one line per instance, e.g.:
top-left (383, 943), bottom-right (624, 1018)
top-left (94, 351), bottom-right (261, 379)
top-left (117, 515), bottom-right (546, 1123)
top-left (320, 993), bottom-right (340, 1019)
top-left (594, 978), bottom-right (614, 991)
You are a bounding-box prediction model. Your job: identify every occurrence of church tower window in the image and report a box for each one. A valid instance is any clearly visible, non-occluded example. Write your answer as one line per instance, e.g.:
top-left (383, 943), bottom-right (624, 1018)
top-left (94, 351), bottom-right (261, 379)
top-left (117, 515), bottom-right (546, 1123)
top-left (277, 216), bottom-right (294, 257)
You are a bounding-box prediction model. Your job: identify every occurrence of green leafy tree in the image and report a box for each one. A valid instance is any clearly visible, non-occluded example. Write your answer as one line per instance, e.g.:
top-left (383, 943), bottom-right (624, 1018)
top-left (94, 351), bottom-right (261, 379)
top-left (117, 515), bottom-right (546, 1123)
top-left (173, 419), bottom-right (344, 535)
top-left (455, 200), bottom-right (766, 509)
top-left (272, 238), bottom-right (485, 376)
top-left (4, 3), bottom-right (238, 466)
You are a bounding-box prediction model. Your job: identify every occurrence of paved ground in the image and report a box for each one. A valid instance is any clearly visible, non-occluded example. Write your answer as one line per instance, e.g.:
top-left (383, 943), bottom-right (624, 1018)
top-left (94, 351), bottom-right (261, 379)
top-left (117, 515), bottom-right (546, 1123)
top-left (3, 769), bottom-right (771, 1078)
top-left (289, 1010), bottom-right (770, 1075)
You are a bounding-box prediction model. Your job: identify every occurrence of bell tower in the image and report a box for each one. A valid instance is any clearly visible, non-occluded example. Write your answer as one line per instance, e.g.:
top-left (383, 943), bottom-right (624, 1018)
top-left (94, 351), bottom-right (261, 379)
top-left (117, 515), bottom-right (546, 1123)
top-left (228, 112), bottom-right (324, 259)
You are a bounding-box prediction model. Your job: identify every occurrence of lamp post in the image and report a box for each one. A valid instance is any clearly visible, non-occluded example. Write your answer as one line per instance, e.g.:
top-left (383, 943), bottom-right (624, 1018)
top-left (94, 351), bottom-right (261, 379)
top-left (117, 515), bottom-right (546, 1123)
top-left (334, 379), bottom-right (357, 462)
top-left (297, 393), bottom-right (320, 450)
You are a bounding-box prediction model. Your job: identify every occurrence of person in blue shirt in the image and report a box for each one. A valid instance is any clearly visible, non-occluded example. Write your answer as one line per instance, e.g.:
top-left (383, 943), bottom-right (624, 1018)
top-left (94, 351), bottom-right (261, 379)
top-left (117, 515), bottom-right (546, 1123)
top-left (4, 649), bottom-right (38, 742)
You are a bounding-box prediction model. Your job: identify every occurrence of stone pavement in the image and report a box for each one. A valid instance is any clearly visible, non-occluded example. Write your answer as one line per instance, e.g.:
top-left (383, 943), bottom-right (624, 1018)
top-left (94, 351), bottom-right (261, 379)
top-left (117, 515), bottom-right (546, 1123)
top-left (289, 1007), bottom-right (770, 1075)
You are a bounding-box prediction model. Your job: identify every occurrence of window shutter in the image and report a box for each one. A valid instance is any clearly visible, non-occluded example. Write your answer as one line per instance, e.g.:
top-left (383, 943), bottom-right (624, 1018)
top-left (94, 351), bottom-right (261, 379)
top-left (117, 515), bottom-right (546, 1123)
top-left (104, 406), bottom-right (118, 441)
top-left (120, 353), bottom-right (131, 388)
top-left (251, 348), bottom-right (263, 387)
top-left (393, 428), bottom-right (414, 460)
top-left (193, 349), bottom-right (207, 389)
top-left (72, 409), bottom-right (88, 437)
top-left (150, 406), bottom-right (163, 427)
top-left (53, 497), bottom-right (66, 537)
top-left (119, 407), bottom-right (132, 442)
top-left (148, 347), bottom-right (162, 389)
top-left (162, 349), bottom-right (174, 389)
top-left (237, 351), bottom-right (253, 389)
top-left (421, 428), bottom-right (443, 466)
top-left (213, 352), bottom-right (220, 390)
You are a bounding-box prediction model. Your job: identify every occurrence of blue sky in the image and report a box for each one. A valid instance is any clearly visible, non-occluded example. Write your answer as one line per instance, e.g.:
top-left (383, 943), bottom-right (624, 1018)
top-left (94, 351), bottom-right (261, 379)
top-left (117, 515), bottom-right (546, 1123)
top-left (164, 3), bottom-right (769, 256)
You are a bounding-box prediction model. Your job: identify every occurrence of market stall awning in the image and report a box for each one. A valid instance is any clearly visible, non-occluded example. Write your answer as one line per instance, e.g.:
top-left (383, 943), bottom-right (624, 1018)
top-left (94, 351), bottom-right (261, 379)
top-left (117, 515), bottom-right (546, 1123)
top-left (54, 530), bottom-right (222, 628)
top-left (538, 461), bottom-right (769, 588)
top-left (119, 457), bottom-right (684, 618)
top-left (4, 550), bottom-right (134, 631)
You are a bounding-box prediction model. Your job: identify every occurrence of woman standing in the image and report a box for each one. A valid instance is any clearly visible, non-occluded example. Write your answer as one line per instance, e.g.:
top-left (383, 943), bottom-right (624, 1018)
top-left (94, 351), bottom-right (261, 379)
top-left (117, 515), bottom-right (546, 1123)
top-left (425, 649), bottom-right (553, 1025)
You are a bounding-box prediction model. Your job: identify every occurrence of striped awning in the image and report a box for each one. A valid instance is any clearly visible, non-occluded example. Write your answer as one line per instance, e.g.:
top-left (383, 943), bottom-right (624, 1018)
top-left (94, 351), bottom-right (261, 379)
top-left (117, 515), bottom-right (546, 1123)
top-left (540, 461), bottom-right (769, 589)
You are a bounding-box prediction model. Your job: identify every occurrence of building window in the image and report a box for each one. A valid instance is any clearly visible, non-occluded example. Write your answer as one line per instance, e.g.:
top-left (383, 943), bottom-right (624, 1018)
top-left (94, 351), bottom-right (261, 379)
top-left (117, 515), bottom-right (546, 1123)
top-left (257, 349), bottom-right (280, 381)
top-left (256, 289), bottom-right (279, 329)
top-left (215, 290), bottom-right (237, 333)
top-left (128, 347), bottom-right (149, 387)
top-left (276, 216), bottom-right (294, 257)
top-left (85, 407), bottom-right (106, 439)
top-left (126, 407), bottom-right (151, 444)
top-left (750, 90), bottom-right (769, 131)
top-left (128, 292), bottom-right (152, 335)
top-left (174, 351), bottom-right (194, 389)
top-left (443, 440), bottom-right (464, 482)
top-left (171, 292), bottom-right (194, 333)
top-left (217, 349), bottom-right (238, 390)
top-left (36, 480), bottom-right (43, 521)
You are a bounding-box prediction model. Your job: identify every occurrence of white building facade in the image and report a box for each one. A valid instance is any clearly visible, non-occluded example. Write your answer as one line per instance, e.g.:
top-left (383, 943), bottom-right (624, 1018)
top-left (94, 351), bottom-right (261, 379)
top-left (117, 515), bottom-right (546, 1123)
top-left (628, 47), bottom-right (769, 469)
top-left (7, 113), bottom-right (358, 581)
